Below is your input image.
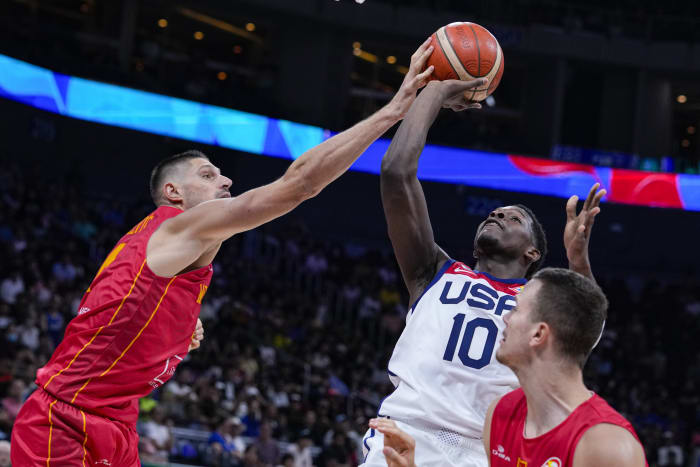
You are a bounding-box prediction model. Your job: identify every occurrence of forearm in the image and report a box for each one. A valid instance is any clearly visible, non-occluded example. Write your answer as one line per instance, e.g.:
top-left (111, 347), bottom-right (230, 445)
top-left (569, 258), bottom-right (594, 281)
top-left (284, 104), bottom-right (401, 198)
top-left (382, 85), bottom-right (444, 176)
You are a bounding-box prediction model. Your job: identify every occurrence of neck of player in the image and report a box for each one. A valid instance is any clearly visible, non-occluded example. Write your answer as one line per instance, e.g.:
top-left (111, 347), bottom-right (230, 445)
top-left (516, 359), bottom-right (593, 438)
top-left (474, 254), bottom-right (528, 280)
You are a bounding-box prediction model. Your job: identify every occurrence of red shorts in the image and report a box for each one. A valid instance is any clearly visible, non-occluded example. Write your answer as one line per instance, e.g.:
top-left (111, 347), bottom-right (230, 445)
top-left (11, 388), bottom-right (140, 466)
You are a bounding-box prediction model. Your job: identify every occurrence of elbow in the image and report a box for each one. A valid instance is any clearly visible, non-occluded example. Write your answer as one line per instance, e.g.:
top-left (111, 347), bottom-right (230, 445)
top-left (381, 148), bottom-right (419, 179)
top-left (381, 158), bottom-right (416, 181)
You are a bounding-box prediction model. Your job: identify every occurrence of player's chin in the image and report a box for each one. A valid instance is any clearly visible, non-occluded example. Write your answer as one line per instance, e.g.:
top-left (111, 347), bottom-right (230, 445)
top-left (494, 347), bottom-right (508, 365)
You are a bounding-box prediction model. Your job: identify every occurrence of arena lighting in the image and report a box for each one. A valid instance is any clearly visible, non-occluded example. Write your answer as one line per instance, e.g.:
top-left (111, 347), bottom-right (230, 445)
top-left (682, 139), bottom-right (690, 148)
top-left (352, 41), bottom-right (362, 50)
top-left (386, 56), bottom-right (397, 64)
top-left (355, 0), bottom-right (366, 4)
top-left (217, 71), bottom-right (227, 81)
top-left (688, 126), bottom-right (696, 135)
top-left (245, 22), bottom-right (256, 32)
top-left (677, 94), bottom-right (687, 103)
top-left (193, 31), bottom-right (204, 40)
top-left (485, 95), bottom-right (496, 107)
top-left (1, 53), bottom-right (699, 211)
top-left (157, 18), bottom-right (168, 28)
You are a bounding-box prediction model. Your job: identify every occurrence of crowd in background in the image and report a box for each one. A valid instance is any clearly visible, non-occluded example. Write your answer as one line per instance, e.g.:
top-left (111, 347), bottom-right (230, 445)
top-left (0, 163), bottom-right (699, 466)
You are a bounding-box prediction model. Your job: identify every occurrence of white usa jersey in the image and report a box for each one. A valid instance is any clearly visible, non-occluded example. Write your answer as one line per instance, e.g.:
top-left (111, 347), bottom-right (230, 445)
top-left (379, 259), bottom-right (525, 440)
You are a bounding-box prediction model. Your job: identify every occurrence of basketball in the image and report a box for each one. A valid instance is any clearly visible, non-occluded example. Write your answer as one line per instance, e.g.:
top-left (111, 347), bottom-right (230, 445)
top-left (427, 22), bottom-right (504, 102)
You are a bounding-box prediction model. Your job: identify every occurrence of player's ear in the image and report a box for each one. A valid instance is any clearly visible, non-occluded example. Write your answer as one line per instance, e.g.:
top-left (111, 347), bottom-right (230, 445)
top-left (530, 322), bottom-right (549, 347)
top-left (163, 182), bottom-right (184, 204)
top-left (524, 246), bottom-right (540, 265)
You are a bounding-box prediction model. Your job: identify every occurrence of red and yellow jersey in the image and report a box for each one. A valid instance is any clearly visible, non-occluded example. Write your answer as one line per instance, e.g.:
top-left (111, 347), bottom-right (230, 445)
top-left (489, 388), bottom-right (647, 467)
top-left (36, 206), bottom-right (212, 425)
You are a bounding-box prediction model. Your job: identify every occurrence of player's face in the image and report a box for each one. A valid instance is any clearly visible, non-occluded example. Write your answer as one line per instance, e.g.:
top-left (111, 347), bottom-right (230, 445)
top-left (180, 159), bottom-right (232, 209)
top-left (496, 280), bottom-right (541, 369)
top-left (474, 206), bottom-right (535, 261)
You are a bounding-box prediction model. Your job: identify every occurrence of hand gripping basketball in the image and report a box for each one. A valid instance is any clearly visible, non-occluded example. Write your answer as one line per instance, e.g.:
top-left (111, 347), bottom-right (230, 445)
top-left (427, 78), bottom-right (487, 112)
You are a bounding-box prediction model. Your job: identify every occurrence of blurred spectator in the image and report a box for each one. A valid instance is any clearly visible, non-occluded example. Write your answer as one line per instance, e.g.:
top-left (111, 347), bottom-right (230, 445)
top-left (0, 272), bottom-right (24, 305)
top-left (139, 406), bottom-right (173, 464)
top-left (253, 422), bottom-right (280, 466)
top-left (0, 440), bottom-right (9, 467)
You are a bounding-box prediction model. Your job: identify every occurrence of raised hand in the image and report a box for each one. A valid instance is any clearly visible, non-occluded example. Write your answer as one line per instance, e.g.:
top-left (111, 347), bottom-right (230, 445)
top-left (387, 38), bottom-right (436, 119)
top-left (564, 183), bottom-right (606, 280)
top-left (369, 418), bottom-right (417, 467)
top-left (188, 318), bottom-right (204, 351)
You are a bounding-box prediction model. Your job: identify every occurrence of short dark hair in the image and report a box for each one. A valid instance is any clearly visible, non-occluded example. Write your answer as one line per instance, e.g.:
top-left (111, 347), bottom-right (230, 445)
top-left (515, 204), bottom-right (547, 279)
top-left (531, 268), bottom-right (608, 368)
top-left (149, 150), bottom-right (209, 204)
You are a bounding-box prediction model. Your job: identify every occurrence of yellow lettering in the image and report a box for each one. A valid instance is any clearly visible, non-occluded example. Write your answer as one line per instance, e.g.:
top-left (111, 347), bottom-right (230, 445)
top-left (196, 284), bottom-right (208, 304)
top-left (87, 243), bottom-right (126, 292)
top-left (127, 215), bottom-right (154, 235)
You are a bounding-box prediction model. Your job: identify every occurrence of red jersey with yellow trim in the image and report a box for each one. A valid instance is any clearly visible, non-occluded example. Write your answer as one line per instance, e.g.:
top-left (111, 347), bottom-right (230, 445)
top-left (489, 388), bottom-right (647, 467)
top-left (36, 206), bottom-right (212, 425)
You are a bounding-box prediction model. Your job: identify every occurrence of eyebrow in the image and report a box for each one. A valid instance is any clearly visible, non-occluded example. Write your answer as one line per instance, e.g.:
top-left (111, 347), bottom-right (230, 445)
top-left (197, 164), bottom-right (220, 175)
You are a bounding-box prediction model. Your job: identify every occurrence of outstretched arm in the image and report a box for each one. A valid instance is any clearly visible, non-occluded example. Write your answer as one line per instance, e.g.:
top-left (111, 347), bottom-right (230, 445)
top-left (147, 41), bottom-right (436, 277)
top-left (563, 183), bottom-right (606, 281)
top-left (381, 79), bottom-right (485, 304)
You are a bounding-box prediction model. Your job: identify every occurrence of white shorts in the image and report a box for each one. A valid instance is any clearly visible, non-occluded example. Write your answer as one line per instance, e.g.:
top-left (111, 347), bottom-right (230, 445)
top-left (360, 419), bottom-right (487, 467)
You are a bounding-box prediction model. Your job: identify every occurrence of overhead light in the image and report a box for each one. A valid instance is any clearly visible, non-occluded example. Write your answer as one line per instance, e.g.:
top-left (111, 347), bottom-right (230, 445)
top-left (194, 31), bottom-right (204, 40)
top-left (688, 126), bottom-right (696, 135)
top-left (157, 18), bottom-right (168, 28)
top-left (355, 0), bottom-right (366, 3)
top-left (353, 48), bottom-right (362, 56)
top-left (386, 56), bottom-right (397, 64)
top-left (677, 94), bottom-right (687, 104)
top-left (245, 22), bottom-right (256, 32)
top-left (681, 139), bottom-right (690, 148)
top-left (217, 71), bottom-right (227, 81)
top-left (233, 45), bottom-right (243, 54)
top-left (352, 41), bottom-right (362, 50)
top-left (485, 95), bottom-right (496, 107)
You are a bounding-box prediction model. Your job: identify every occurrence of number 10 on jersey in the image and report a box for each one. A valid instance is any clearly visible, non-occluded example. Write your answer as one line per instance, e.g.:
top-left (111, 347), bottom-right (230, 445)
top-left (443, 314), bottom-right (498, 369)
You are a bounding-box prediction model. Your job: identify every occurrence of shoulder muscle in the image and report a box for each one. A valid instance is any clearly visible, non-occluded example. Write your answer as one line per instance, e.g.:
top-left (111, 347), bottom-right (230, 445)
top-left (573, 423), bottom-right (646, 467)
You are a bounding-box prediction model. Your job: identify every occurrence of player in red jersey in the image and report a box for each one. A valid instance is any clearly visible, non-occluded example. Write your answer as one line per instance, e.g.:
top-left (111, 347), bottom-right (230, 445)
top-left (369, 268), bottom-right (647, 467)
top-left (10, 39), bottom-right (463, 467)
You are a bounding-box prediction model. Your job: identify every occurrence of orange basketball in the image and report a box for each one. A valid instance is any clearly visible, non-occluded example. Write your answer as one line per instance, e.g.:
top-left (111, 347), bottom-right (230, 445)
top-left (426, 22), bottom-right (504, 102)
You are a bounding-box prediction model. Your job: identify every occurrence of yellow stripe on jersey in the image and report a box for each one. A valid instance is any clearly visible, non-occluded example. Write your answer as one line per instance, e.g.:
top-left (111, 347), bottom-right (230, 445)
top-left (44, 259), bottom-right (147, 391)
top-left (70, 276), bottom-right (177, 403)
top-left (46, 399), bottom-right (58, 467)
top-left (80, 410), bottom-right (88, 467)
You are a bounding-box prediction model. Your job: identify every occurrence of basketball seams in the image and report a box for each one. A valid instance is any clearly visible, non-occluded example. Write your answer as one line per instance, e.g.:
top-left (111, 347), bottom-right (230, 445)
top-left (468, 24), bottom-right (482, 77)
top-left (436, 27), bottom-right (470, 81)
top-left (487, 45), bottom-right (504, 94)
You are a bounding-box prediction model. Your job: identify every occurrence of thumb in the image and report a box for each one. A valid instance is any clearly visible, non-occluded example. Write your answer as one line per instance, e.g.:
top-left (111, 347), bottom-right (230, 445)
top-left (444, 78), bottom-right (487, 97)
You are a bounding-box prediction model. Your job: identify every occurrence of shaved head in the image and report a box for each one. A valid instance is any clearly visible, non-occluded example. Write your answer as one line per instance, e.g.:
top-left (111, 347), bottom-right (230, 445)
top-left (150, 150), bottom-right (209, 205)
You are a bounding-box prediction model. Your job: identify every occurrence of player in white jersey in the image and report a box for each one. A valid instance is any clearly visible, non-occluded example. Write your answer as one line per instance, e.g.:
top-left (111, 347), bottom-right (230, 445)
top-left (361, 78), bottom-right (605, 466)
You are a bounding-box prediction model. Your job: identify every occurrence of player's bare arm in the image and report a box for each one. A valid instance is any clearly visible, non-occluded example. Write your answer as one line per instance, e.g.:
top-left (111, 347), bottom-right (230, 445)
top-left (482, 396), bottom-right (501, 467)
top-left (572, 423), bottom-right (646, 467)
top-left (146, 40), bottom-right (436, 278)
top-left (381, 78), bottom-right (485, 304)
top-left (368, 418), bottom-right (417, 467)
top-left (563, 183), bottom-right (606, 281)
